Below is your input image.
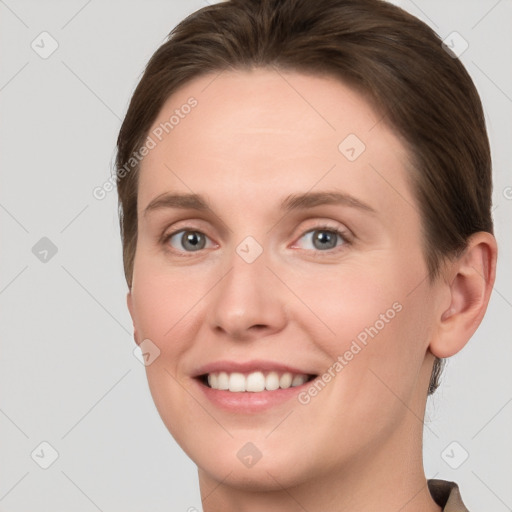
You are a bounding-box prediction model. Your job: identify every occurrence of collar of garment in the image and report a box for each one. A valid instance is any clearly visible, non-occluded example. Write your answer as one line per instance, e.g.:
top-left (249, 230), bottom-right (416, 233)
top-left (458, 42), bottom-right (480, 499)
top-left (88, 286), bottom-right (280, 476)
top-left (428, 479), bottom-right (470, 511)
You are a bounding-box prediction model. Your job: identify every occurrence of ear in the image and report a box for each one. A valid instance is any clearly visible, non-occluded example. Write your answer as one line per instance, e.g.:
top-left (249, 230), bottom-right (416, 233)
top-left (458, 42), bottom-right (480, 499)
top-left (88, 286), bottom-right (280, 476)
top-left (126, 290), bottom-right (140, 346)
top-left (429, 232), bottom-right (497, 358)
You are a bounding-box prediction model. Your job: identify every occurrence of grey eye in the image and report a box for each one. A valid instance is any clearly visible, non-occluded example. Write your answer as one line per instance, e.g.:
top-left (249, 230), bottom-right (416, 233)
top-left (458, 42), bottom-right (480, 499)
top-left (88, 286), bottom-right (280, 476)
top-left (311, 230), bottom-right (338, 250)
top-left (169, 230), bottom-right (207, 252)
top-left (297, 229), bottom-right (345, 251)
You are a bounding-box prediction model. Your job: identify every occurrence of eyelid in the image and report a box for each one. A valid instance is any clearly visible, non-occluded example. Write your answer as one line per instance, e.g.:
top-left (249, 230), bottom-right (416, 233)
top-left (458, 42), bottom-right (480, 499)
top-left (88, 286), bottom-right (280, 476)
top-left (159, 218), bottom-right (213, 243)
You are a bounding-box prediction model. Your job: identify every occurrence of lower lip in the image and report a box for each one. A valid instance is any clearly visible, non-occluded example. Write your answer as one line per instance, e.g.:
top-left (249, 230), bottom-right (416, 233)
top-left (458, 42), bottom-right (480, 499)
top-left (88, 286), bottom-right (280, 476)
top-left (194, 378), bottom-right (315, 413)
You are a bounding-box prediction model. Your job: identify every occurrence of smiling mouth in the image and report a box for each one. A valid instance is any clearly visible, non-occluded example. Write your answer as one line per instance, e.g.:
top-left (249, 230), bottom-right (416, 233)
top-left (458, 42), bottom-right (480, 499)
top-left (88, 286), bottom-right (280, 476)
top-left (198, 371), bottom-right (317, 392)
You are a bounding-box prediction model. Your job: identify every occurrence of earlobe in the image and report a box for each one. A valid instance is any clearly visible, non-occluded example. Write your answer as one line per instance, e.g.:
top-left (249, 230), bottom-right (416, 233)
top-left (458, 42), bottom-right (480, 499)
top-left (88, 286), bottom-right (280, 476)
top-left (429, 232), bottom-right (497, 359)
top-left (126, 291), bottom-right (140, 346)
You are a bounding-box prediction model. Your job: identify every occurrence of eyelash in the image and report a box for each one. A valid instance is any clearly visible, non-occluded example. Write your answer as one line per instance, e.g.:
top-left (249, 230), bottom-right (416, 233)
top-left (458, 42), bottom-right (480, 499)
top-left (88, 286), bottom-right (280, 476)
top-left (160, 224), bottom-right (352, 257)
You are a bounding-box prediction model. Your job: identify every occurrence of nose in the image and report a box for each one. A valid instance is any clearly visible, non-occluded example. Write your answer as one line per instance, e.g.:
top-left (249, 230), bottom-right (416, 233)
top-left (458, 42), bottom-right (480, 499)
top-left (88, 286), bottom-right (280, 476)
top-left (207, 244), bottom-right (288, 341)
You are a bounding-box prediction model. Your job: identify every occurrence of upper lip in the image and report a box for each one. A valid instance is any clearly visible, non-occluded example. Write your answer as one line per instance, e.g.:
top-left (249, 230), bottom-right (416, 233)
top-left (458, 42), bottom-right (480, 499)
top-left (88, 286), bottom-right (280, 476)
top-left (192, 359), bottom-right (316, 378)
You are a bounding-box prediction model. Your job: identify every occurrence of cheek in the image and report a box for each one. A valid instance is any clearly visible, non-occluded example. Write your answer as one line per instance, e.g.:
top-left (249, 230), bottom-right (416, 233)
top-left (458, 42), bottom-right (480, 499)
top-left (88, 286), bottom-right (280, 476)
top-left (131, 255), bottom-right (208, 347)
top-left (292, 257), bottom-right (431, 396)
top-left (292, 269), bottom-right (431, 444)
top-left (289, 262), bottom-right (401, 352)
top-left (130, 259), bottom-right (212, 444)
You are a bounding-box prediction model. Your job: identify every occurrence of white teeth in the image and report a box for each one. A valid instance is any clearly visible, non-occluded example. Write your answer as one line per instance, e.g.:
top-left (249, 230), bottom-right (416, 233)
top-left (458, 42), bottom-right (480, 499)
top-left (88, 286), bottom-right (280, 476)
top-left (279, 372), bottom-right (292, 389)
top-left (207, 373), bottom-right (218, 389)
top-left (205, 371), bottom-right (310, 392)
top-left (246, 371), bottom-right (266, 392)
top-left (217, 371), bottom-right (229, 390)
top-left (291, 374), bottom-right (307, 387)
top-left (265, 371), bottom-right (280, 391)
top-left (228, 372), bottom-right (246, 392)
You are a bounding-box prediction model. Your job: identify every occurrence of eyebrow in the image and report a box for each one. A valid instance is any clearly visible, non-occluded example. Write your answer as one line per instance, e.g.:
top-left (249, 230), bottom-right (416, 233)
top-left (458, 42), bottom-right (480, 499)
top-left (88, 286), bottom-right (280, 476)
top-left (282, 191), bottom-right (376, 214)
top-left (143, 190), bottom-right (377, 217)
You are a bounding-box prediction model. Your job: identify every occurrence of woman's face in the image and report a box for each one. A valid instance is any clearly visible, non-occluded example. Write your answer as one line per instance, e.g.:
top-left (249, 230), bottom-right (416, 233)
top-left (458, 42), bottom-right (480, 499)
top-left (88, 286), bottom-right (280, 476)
top-left (127, 70), bottom-right (446, 490)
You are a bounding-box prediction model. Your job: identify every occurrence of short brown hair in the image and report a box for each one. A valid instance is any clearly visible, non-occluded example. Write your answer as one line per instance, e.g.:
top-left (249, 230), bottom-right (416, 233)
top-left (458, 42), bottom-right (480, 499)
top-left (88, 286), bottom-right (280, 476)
top-left (115, 0), bottom-right (493, 394)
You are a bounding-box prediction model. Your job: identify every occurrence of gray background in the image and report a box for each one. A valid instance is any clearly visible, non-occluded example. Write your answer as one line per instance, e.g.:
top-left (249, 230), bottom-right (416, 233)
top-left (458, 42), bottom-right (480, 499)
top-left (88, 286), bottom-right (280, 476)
top-left (0, 0), bottom-right (510, 510)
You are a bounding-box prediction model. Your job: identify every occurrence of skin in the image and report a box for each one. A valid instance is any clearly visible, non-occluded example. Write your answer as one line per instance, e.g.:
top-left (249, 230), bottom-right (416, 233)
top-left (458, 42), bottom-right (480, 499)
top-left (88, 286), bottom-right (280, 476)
top-left (126, 69), bottom-right (497, 511)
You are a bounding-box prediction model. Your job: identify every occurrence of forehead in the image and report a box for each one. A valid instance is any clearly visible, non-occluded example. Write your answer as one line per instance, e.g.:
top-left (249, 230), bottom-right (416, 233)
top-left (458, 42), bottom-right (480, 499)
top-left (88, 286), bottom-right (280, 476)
top-left (138, 69), bottom-right (416, 221)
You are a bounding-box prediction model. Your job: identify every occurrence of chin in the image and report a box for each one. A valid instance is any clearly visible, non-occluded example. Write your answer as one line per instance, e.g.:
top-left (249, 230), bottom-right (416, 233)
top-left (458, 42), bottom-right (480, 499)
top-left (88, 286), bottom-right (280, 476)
top-left (197, 455), bottom-right (312, 493)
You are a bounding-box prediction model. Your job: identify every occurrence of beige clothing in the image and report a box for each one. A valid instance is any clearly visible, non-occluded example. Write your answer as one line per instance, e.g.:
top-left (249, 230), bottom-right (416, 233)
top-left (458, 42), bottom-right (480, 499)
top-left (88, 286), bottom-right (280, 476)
top-left (428, 479), bottom-right (469, 512)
